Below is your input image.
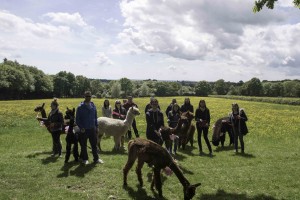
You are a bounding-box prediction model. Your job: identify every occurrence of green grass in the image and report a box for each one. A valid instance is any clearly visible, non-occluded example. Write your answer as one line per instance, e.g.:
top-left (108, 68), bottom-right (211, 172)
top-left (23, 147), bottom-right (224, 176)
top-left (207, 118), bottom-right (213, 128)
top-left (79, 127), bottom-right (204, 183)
top-left (0, 97), bottom-right (299, 200)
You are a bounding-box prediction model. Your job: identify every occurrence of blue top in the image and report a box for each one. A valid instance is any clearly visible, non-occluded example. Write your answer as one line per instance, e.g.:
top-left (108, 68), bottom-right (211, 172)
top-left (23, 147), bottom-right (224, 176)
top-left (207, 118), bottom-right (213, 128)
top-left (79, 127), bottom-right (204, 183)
top-left (76, 102), bottom-right (98, 129)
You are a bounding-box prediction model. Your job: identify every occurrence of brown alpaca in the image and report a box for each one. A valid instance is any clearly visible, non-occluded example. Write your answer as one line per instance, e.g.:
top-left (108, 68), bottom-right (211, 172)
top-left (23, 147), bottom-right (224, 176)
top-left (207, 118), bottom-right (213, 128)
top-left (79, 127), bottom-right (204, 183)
top-left (34, 103), bottom-right (51, 133)
top-left (212, 117), bottom-right (233, 147)
top-left (178, 111), bottom-right (196, 150)
top-left (123, 138), bottom-right (201, 199)
top-left (159, 115), bottom-right (186, 151)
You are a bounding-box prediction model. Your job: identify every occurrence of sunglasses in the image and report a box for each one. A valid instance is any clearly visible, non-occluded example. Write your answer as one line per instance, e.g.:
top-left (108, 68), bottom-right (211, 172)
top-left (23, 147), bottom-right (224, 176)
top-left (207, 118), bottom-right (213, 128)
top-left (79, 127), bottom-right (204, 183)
top-left (85, 96), bottom-right (91, 98)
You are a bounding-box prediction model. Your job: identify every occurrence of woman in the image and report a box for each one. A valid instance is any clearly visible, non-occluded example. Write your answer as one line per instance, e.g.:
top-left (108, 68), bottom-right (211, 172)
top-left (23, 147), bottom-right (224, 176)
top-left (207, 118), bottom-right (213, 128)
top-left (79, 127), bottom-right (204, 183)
top-left (112, 100), bottom-right (127, 120)
top-left (146, 98), bottom-right (164, 145)
top-left (180, 97), bottom-right (194, 113)
top-left (230, 103), bottom-right (248, 154)
top-left (37, 98), bottom-right (64, 157)
top-left (112, 100), bottom-right (127, 148)
top-left (102, 99), bottom-right (112, 118)
top-left (167, 103), bottom-right (180, 154)
top-left (195, 100), bottom-right (212, 156)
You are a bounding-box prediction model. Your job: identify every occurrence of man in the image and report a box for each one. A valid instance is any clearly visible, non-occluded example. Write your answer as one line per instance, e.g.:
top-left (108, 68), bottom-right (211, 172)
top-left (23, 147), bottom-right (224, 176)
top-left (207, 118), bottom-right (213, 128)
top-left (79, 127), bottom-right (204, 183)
top-left (76, 91), bottom-right (103, 165)
top-left (123, 96), bottom-right (139, 139)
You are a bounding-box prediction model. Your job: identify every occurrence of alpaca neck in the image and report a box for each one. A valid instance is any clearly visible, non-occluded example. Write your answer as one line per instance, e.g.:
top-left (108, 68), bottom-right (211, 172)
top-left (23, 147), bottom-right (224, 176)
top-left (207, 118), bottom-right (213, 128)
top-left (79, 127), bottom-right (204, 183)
top-left (41, 109), bottom-right (47, 118)
top-left (124, 113), bottom-right (135, 127)
top-left (175, 120), bottom-right (183, 132)
top-left (169, 162), bottom-right (190, 187)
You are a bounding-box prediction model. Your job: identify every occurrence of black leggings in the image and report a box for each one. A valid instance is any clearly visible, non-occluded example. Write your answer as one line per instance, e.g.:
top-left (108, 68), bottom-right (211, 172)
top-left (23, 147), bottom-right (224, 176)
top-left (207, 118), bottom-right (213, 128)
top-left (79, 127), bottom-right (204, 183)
top-left (197, 126), bottom-right (212, 153)
top-left (51, 130), bottom-right (62, 154)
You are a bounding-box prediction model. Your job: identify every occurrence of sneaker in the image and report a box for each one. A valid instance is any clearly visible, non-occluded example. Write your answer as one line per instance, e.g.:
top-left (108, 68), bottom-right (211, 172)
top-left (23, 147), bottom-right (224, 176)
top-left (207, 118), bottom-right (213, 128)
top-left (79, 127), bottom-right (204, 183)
top-left (82, 160), bottom-right (89, 165)
top-left (94, 159), bottom-right (104, 164)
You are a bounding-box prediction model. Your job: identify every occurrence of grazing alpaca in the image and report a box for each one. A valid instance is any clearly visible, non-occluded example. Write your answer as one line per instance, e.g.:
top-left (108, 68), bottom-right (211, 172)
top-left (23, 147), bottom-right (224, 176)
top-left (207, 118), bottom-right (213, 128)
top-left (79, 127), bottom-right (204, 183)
top-left (97, 107), bottom-right (140, 151)
top-left (178, 111), bottom-right (196, 150)
top-left (212, 117), bottom-right (233, 147)
top-left (123, 138), bottom-right (201, 199)
top-left (64, 107), bottom-right (79, 163)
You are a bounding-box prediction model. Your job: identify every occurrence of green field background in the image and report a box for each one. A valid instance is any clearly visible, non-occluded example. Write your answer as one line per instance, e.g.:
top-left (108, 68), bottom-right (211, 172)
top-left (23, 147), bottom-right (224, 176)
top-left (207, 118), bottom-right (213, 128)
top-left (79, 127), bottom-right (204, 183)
top-left (0, 97), bottom-right (299, 200)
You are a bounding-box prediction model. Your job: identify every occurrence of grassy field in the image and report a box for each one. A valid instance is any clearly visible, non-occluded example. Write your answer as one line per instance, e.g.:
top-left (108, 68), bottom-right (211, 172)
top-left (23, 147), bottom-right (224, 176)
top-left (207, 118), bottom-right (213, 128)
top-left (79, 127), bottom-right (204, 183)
top-left (0, 97), bottom-right (299, 200)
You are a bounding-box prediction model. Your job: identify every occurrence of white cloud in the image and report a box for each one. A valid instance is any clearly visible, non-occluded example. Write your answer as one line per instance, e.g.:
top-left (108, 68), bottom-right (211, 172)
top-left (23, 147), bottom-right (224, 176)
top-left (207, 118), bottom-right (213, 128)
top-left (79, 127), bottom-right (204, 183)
top-left (43, 12), bottom-right (88, 27)
top-left (118, 0), bottom-right (300, 77)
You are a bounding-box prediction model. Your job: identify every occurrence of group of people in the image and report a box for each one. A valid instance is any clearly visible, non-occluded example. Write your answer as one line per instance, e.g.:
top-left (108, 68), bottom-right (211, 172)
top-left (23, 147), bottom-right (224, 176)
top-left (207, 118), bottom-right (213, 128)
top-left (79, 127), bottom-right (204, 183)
top-left (38, 92), bottom-right (248, 165)
top-left (143, 97), bottom-right (248, 156)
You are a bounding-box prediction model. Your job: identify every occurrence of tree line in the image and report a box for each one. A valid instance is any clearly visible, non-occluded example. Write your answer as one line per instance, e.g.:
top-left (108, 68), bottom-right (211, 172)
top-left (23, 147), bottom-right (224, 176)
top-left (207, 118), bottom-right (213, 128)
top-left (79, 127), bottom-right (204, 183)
top-left (1, 59), bottom-right (300, 100)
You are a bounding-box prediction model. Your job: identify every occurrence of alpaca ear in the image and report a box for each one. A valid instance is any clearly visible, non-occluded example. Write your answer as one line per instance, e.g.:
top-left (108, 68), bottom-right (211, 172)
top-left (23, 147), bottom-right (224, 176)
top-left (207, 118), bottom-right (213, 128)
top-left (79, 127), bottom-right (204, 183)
top-left (192, 183), bottom-right (201, 188)
top-left (73, 108), bottom-right (75, 113)
top-left (42, 103), bottom-right (45, 108)
top-left (67, 107), bottom-right (69, 110)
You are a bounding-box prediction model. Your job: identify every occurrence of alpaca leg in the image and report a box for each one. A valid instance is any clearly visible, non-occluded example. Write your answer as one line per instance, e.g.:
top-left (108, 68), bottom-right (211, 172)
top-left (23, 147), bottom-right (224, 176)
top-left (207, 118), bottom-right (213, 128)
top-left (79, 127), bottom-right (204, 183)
top-left (153, 168), bottom-right (163, 197)
top-left (123, 145), bottom-right (138, 186)
top-left (121, 136), bottom-right (125, 148)
top-left (97, 132), bottom-right (103, 152)
top-left (113, 136), bottom-right (121, 151)
top-left (136, 158), bottom-right (145, 187)
top-left (65, 141), bottom-right (71, 163)
top-left (73, 140), bottom-right (79, 161)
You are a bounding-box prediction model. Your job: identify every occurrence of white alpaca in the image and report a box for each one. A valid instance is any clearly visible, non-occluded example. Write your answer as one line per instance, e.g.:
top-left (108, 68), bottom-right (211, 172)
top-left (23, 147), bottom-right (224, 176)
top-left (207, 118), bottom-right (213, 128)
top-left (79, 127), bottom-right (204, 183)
top-left (97, 107), bottom-right (140, 151)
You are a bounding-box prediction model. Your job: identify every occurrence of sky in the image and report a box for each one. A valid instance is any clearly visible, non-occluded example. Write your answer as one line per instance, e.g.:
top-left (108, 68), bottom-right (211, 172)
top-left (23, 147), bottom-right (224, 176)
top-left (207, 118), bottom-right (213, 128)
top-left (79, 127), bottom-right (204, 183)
top-left (1, 0), bottom-right (300, 82)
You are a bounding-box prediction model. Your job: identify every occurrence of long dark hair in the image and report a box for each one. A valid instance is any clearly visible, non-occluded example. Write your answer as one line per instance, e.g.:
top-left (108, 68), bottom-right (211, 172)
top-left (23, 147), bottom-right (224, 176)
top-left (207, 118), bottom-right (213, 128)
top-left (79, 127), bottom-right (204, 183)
top-left (103, 99), bottom-right (110, 109)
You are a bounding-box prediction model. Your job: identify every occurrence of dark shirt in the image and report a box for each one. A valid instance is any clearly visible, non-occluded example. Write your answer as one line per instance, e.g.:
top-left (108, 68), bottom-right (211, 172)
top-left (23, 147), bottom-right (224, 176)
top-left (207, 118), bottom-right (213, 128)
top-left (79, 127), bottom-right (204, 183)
top-left (145, 103), bottom-right (161, 113)
top-left (123, 102), bottom-right (138, 111)
top-left (167, 111), bottom-right (181, 128)
top-left (76, 102), bottom-right (98, 129)
top-left (180, 104), bottom-right (194, 113)
top-left (112, 107), bottom-right (127, 120)
top-left (195, 108), bottom-right (210, 127)
top-left (230, 110), bottom-right (248, 135)
top-left (48, 109), bottom-right (64, 132)
top-left (146, 109), bottom-right (164, 142)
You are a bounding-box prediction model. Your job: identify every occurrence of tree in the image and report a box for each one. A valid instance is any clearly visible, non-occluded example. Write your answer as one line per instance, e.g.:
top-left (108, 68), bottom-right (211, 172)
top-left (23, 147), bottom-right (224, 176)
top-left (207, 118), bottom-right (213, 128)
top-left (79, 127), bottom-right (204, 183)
top-left (119, 78), bottom-right (133, 97)
top-left (90, 79), bottom-right (104, 98)
top-left (111, 82), bottom-right (121, 98)
top-left (195, 81), bottom-right (211, 96)
top-left (253, 0), bottom-right (300, 12)
top-left (214, 79), bottom-right (226, 95)
top-left (139, 82), bottom-right (150, 97)
top-left (244, 78), bottom-right (263, 96)
top-left (74, 75), bottom-right (91, 97)
top-left (155, 82), bottom-right (169, 96)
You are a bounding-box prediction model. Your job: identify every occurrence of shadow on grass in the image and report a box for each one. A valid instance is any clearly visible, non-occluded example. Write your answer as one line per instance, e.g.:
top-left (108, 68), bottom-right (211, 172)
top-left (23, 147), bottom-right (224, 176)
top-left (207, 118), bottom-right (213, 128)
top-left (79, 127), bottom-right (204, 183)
top-left (26, 151), bottom-right (52, 158)
top-left (177, 145), bottom-right (197, 157)
top-left (214, 145), bottom-right (235, 152)
top-left (98, 149), bottom-right (128, 156)
top-left (67, 163), bottom-right (96, 178)
top-left (232, 152), bottom-right (255, 158)
top-left (123, 184), bottom-right (167, 200)
top-left (200, 189), bottom-right (279, 200)
top-left (57, 161), bottom-right (80, 178)
top-left (41, 155), bottom-right (61, 164)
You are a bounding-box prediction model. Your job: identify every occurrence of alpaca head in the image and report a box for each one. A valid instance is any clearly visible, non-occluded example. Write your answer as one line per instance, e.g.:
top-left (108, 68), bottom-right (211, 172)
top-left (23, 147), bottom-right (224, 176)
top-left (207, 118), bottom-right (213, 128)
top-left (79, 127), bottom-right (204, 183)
top-left (34, 103), bottom-right (45, 112)
top-left (128, 106), bottom-right (140, 116)
top-left (181, 111), bottom-right (194, 122)
top-left (65, 107), bottom-right (75, 120)
top-left (184, 183), bottom-right (201, 200)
